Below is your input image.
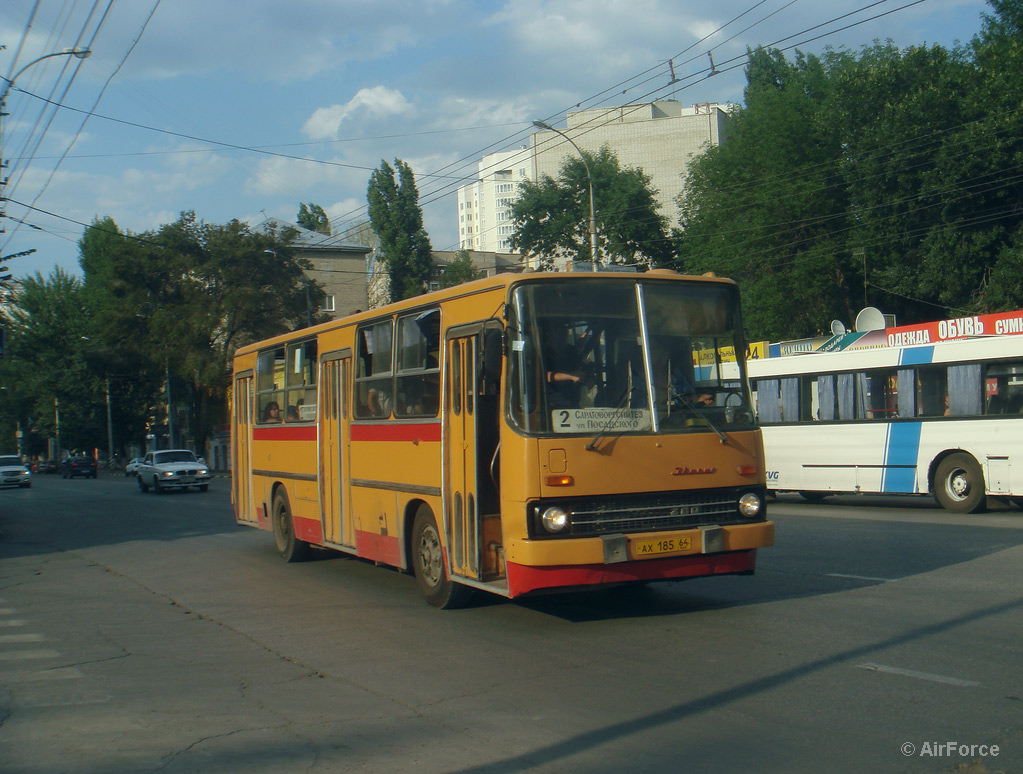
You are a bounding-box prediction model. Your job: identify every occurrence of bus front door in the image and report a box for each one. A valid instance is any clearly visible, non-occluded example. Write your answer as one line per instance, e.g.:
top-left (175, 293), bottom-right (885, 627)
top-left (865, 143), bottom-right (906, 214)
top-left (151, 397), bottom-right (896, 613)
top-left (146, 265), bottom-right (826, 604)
top-left (233, 375), bottom-right (255, 524)
top-left (319, 355), bottom-right (351, 547)
top-left (446, 334), bottom-right (481, 580)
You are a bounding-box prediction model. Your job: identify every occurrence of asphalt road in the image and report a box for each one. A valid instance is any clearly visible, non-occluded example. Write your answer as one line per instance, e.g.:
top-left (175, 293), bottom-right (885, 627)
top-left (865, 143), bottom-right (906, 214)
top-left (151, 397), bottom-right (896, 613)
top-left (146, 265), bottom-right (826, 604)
top-left (0, 473), bottom-right (1020, 773)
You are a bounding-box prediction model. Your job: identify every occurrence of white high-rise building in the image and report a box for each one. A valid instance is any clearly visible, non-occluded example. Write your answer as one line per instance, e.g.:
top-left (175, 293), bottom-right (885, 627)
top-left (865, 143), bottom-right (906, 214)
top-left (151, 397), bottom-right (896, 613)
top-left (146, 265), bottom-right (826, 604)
top-left (457, 150), bottom-right (534, 253)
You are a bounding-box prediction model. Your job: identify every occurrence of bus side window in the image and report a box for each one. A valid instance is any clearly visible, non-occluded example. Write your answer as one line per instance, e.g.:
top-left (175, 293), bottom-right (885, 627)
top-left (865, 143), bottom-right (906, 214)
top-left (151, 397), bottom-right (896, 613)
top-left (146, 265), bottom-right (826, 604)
top-left (947, 363), bottom-right (982, 416)
top-left (916, 368), bottom-right (947, 416)
top-left (355, 320), bottom-right (394, 419)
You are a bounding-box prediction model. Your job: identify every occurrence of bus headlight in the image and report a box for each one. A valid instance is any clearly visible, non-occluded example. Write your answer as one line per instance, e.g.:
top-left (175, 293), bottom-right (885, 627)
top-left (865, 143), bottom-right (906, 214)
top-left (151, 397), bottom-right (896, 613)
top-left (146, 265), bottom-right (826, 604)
top-left (738, 493), bottom-right (762, 518)
top-left (541, 506), bottom-right (571, 533)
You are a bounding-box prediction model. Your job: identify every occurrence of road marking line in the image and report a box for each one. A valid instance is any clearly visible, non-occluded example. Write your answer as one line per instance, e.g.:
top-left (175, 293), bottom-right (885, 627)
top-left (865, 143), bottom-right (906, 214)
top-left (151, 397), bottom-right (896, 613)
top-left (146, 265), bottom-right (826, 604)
top-left (828, 573), bottom-right (897, 582)
top-left (0, 649), bottom-right (60, 661)
top-left (7, 667), bottom-right (84, 682)
top-left (856, 662), bottom-right (981, 687)
top-left (0, 620), bottom-right (28, 627)
top-left (0, 633), bottom-right (45, 644)
top-left (0, 609), bottom-right (19, 615)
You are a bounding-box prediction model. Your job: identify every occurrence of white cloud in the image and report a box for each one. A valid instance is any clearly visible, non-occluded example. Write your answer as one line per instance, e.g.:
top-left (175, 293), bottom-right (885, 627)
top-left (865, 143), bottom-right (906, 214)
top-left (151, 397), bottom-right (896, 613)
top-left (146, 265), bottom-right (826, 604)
top-left (302, 87), bottom-right (414, 139)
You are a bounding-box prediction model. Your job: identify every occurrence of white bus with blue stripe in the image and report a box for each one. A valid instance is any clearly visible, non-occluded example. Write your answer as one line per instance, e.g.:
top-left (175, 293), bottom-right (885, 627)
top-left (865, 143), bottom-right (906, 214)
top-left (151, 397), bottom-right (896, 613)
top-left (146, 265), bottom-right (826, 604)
top-left (748, 336), bottom-right (1023, 512)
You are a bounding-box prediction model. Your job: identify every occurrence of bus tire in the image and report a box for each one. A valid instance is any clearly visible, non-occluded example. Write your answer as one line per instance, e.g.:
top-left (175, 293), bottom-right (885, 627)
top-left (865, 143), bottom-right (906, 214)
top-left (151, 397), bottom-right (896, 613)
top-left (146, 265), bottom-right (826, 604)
top-left (934, 453), bottom-right (986, 514)
top-left (272, 490), bottom-right (310, 562)
top-left (411, 506), bottom-right (471, 609)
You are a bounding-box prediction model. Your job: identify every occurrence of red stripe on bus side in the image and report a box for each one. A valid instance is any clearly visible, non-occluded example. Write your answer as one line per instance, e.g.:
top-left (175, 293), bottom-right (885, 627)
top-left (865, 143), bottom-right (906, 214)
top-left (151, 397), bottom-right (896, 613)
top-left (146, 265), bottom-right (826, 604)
top-left (356, 530), bottom-right (402, 566)
top-left (252, 425), bottom-right (317, 441)
top-left (295, 516), bottom-right (323, 545)
top-left (350, 422), bottom-right (441, 443)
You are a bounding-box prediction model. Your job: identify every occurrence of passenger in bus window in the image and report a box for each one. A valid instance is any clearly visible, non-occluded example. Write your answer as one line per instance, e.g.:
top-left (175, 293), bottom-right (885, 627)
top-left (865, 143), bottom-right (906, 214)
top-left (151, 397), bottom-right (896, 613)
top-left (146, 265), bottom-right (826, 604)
top-left (263, 402), bottom-right (281, 422)
top-left (542, 325), bottom-right (591, 408)
top-left (286, 405), bottom-right (299, 422)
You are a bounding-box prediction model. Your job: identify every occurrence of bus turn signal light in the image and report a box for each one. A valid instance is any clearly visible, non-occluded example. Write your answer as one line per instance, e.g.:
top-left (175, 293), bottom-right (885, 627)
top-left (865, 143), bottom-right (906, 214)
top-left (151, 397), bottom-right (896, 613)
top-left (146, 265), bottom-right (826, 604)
top-left (545, 474), bottom-right (574, 487)
top-left (737, 465), bottom-right (757, 476)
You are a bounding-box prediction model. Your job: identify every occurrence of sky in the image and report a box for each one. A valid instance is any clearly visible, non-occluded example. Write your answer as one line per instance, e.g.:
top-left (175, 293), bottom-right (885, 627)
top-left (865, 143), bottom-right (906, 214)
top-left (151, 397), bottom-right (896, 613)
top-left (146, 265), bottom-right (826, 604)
top-left (0, 0), bottom-right (993, 281)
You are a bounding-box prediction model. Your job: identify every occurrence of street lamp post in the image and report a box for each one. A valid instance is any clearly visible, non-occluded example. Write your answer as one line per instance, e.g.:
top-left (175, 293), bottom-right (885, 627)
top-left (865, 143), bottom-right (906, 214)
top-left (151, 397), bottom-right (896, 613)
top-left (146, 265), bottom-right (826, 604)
top-left (1, 47), bottom-right (92, 230)
top-left (536, 117), bottom-right (597, 267)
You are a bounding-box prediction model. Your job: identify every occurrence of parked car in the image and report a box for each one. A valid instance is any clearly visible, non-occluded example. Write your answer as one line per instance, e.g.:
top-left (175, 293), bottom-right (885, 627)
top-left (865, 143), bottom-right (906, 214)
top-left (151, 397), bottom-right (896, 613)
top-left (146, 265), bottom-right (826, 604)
top-left (136, 449), bottom-right (211, 493)
top-left (61, 456), bottom-right (98, 479)
top-left (124, 457), bottom-right (143, 476)
top-left (0, 455), bottom-right (31, 488)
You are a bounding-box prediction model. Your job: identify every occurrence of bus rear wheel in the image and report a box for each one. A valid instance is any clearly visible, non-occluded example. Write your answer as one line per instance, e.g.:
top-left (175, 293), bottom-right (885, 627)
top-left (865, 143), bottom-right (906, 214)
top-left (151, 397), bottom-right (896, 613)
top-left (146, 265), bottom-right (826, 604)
top-left (411, 506), bottom-right (470, 609)
top-left (934, 453), bottom-right (986, 514)
top-left (272, 490), bottom-right (310, 562)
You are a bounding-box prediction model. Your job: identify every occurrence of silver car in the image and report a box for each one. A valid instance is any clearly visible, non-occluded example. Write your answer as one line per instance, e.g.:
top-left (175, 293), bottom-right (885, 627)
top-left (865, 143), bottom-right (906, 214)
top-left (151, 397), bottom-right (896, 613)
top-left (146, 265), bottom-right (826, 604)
top-left (123, 457), bottom-right (143, 476)
top-left (136, 449), bottom-right (211, 493)
top-left (0, 455), bottom-right (32, 488)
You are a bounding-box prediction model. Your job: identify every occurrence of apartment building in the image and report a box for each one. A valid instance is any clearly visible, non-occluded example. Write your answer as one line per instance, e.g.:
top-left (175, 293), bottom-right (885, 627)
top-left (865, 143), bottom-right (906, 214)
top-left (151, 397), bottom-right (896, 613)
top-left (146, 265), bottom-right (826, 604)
top-left (455, 100), bottom-right (731, 256)
top-left (456, 150), bottom-right (534, 253)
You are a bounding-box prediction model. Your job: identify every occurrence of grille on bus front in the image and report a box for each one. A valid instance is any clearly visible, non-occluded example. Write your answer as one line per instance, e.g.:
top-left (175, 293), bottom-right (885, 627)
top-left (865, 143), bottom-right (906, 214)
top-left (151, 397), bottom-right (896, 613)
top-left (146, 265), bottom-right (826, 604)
top-left (529, 487), bottom-right (763, 538)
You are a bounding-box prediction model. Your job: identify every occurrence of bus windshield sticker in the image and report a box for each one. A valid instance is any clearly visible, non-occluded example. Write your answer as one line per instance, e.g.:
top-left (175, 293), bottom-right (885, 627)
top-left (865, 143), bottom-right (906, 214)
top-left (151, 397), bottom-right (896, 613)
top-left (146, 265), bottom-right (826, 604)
top-left (552, 408), bottom-right (651, 433)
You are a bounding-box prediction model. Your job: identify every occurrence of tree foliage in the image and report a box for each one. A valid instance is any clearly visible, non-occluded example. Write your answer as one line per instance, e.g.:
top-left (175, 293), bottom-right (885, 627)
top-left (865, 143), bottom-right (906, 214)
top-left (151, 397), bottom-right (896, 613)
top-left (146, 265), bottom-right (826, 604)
top-left (366, 159), bottom-right (433, 301)
top-left (437, 250), bottom-right (483, 289)
top-left (0, 212), bottom-right (317, 456)
top-left (0, 269), bottom-right (102, 452)
top-left (511, 146), bottom-right (673, 269)
top-left (676, 0), bottom-right (1023, 341)
top-left (297, 202), bottom-right (331, 234)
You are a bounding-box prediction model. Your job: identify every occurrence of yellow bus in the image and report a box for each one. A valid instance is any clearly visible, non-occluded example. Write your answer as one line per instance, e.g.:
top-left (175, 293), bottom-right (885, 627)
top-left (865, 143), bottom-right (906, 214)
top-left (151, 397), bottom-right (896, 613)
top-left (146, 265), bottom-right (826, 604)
top-left (231, 270), bottom-right (774, 607)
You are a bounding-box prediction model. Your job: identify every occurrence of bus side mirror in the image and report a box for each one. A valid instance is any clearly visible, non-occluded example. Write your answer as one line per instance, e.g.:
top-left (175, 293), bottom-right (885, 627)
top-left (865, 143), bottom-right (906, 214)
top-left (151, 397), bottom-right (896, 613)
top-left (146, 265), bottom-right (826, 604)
top-left (482, 328), bottom-right (503, 394)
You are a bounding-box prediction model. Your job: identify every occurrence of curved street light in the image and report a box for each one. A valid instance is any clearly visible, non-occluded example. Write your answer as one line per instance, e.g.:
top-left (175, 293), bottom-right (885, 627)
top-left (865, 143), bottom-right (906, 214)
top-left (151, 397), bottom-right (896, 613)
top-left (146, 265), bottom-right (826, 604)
top-left (0, 47), bottom-right (92, 103)
top-left (533, 119), bottom-right (600, 272)
top-left (1, 46), bottom-right (92, 228)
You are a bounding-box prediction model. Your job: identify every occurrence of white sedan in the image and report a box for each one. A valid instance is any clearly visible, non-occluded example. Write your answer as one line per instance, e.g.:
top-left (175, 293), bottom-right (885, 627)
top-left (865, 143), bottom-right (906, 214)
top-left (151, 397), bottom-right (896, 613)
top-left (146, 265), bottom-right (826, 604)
top-left (123, 457), bottom-right (143, 476)
top-left (0, 455), bottom-right (31, 488)
top-left (136, 449), bottom-right (211, 493)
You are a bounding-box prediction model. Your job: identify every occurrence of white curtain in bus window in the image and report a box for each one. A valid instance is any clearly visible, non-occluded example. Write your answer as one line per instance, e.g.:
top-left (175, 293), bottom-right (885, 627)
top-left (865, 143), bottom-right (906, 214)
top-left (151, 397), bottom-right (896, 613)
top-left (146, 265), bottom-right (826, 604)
top-left (837, 373), bottom-right (861, 420)
top-left (817, 374), bottom-right (836, 420)
top-left (780, 378), bottom-right (800, 421)
top-left (756, 379), bottom-right (781, 423)
top-left (947, 363), bottom-right (982, 416)
top-left (897, 369), bottom-right (916, 417)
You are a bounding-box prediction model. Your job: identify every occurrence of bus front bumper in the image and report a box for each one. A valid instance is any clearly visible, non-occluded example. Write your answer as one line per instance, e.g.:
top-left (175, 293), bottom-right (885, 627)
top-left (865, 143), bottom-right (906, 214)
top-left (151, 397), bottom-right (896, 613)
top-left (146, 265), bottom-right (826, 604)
top-left (503, 521), bottom-right (774, 597)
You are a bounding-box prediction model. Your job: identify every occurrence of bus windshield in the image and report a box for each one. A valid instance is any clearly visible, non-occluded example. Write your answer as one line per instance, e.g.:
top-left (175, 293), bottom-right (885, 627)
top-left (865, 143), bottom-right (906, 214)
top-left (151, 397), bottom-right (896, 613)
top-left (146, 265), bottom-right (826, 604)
top-left (508, 278), bottom-right (755, 435)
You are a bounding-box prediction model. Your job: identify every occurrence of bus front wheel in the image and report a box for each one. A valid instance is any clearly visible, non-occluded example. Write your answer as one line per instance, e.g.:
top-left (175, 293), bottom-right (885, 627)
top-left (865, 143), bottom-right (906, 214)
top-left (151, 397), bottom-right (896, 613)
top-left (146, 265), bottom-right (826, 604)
top-left (934, 453), bottom-right (986, 514)
top-left (272, 490), bottom-right (310, 562)
top-left (411, 506), bottom-right (470, 609)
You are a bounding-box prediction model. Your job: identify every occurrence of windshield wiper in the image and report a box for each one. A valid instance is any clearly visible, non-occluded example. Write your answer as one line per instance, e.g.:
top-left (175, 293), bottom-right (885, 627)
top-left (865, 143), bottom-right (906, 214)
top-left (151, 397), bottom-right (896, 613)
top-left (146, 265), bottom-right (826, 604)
top-left (671, 389), bottom-right (730, 445)
top-left (585, 386), bottom-right (639, 452)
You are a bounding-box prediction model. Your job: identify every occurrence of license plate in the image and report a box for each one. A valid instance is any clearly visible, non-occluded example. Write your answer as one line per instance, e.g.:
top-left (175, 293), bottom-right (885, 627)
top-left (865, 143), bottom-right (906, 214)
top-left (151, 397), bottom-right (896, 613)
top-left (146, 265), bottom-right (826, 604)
top-left (633, 536), bottom-right (692, 557)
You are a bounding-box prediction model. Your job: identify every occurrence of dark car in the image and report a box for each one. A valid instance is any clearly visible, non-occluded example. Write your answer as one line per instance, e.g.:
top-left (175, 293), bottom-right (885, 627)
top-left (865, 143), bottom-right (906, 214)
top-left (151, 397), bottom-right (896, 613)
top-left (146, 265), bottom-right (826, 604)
top-left (61, 456), bottom-right (98, 479)
top-left (42, 459), bottom-right (60, 474)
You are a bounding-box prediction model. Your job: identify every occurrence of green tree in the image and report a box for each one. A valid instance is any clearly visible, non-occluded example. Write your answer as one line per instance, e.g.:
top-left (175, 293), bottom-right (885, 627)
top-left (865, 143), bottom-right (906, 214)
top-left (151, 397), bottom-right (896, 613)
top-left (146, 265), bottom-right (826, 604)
top-left (0, 269), bottom-right (104, 454)
top-left (297, 202), bottom-right (331, 234)
top-left (676, 6), bottom-right (1023, 342)
top-left (366, 159), bottom-right (434, 301)
top-left (79, 212), bottom-right (315, 454)
top-left (511, 145), bottom-right (673, 269)
top-left (437, 250), bottom-right (483, 289)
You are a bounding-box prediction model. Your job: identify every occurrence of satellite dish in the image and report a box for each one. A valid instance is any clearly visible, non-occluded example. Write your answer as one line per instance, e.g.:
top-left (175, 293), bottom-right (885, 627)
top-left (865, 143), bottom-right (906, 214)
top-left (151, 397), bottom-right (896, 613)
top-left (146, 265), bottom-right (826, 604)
top-left (830, 320), bottom-right (847, 336)
top-left (854, 307), bottom-right (887, 332)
